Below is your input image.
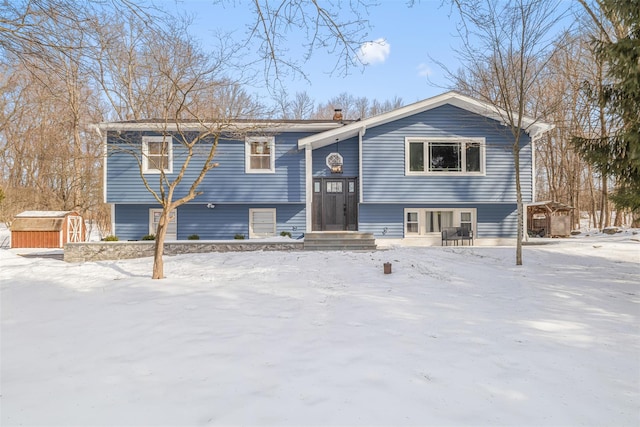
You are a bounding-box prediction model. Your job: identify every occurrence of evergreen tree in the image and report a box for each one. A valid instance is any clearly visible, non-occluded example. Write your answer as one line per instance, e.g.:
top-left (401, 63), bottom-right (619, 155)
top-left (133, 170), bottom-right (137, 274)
top-left (573, 0), bottom-right (640, 221)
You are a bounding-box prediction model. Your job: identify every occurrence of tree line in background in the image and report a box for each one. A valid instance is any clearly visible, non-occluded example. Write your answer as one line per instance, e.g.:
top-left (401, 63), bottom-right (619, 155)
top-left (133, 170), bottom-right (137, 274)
top-left (1, 0), bottom-right (638, 238)
top-left (0, 0), bottom-right (388, 236)
top-left (450, 0), bottom-right (639, 231)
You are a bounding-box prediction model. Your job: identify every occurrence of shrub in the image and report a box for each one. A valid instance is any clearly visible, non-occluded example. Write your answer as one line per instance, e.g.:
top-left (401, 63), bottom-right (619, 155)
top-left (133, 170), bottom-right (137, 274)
top-left (280, 231), bottom-right (292, 238)
top-left (234, 234), bottom-right (245, 240)
top-left (103, 235), bottom-right (119, 241)
top-left (188, 234), bottom-right (200, 240)
top-left (141, 234), bottom-right (156, 240)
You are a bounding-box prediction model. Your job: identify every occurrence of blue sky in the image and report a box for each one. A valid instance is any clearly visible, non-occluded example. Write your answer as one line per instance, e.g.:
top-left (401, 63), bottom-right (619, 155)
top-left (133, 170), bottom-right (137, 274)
top-left (167, 1), bottom-right (474, 104)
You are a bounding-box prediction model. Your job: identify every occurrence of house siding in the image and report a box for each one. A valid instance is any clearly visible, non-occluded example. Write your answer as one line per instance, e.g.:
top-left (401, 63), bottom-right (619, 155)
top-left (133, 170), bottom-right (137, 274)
top-left (107, 131), bottom-right (308, 204)
top-left (476, 203), bottom-right (518, 237)
top-left (357, 204), bottom-right (404, 238)
top-left (361, 104), bottom-right (532, 204)
top-left (178, 203), bottom-right (306, 240)
top-left (311, 137), bottom-right (359, 176)
top-left (114, 203), bottom-right (305, 241)
top-left (104, 95), bottom-right (542, 244)
top-left (114, 204), bottom-right (156, 240)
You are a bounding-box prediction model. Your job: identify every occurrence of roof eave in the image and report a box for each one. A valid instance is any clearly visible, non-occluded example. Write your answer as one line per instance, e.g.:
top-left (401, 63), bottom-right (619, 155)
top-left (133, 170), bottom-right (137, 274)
top-left (528, 122), bottom-right (555, 140)
top-left (96, 121), bottom-right (344, 133)
top-left (298, 92), bottom-right (460, 149)
top-left (297, 107), bottom-right (555, 149)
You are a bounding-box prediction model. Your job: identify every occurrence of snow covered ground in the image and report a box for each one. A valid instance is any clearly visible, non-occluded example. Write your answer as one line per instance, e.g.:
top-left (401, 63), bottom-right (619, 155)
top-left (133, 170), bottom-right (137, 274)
top-left (1, 228), bottom-right (639, 426)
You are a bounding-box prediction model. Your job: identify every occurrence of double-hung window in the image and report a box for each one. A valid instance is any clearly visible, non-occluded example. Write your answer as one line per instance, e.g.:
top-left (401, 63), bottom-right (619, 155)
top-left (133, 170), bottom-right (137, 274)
top-left (406, 137), bottom-right (484, 175)
top-left (142, 136), bottom-right (173, 174)
top-left (246, 136), bottom-right (275, 173)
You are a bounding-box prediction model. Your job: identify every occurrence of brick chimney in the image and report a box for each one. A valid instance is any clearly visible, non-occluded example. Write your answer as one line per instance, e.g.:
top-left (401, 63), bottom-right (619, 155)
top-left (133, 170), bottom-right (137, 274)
top-left (333, 108), bottom-right (343, 121)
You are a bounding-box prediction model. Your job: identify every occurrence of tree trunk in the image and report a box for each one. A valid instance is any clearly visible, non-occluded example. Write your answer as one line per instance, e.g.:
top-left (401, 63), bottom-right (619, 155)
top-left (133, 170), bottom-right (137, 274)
top-left (588, 167), bottom-right (597, 229)
top-left (613, 209), bottom-right (622, 226)
top-left (152, 208), bottom-right (170, 279)
top-left (573, 165), bottom-right (581, 230)
top-left (601, 174), bottom-right (610, 229)
top-left (514, 144), bottom-right (523, 266)
top-left (596, 55), bottom-right (610, 230)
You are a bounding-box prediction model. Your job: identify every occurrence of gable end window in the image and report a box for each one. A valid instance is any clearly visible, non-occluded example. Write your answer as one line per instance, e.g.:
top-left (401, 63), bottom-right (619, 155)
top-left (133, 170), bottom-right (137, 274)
top-left (406, 137), bottom-right (485, 175)
top-left (142, 136), bottom-right (173, 174)
top-left (246, 136), bottom-right (275, 173)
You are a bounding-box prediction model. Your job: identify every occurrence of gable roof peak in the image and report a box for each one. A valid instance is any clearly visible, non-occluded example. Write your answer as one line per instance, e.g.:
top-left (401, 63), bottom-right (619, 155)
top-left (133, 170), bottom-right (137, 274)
top-left (298, 91), bottom-right (553, 149)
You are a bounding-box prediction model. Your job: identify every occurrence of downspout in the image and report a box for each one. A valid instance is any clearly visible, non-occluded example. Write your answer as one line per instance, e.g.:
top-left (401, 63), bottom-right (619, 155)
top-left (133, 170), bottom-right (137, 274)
top-left (524, 131), bottom-right (537, 243)
top-left (98, 126), bottom-right (107, 205)
top-left (358, 125), bottom-right (366, 204)
top-left (530, 131), bottom-right (539, 205)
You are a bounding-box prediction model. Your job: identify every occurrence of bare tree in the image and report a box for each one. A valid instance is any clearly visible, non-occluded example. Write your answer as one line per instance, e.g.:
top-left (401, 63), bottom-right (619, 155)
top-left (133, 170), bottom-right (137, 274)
top-left (93, 12), bottom-right (265, 279)
top-left (531, 30), bottom-right (600, 230)
top-left (572, 0), bottom-right (638, 227)
top-left (451, 0), bottom-right (565, 265)
top-left (312, 92), bottom-right (404, 120)
top-left (0, 0), bottom-right (87, 61)
top-left (0, 0), bottom-right (158, 226)
top-left (240, 0), bottom-right (374, 87)
top-left (289, 91), bottom-right (315, 119)
top-left (0, 55), bottom-right (102, 223)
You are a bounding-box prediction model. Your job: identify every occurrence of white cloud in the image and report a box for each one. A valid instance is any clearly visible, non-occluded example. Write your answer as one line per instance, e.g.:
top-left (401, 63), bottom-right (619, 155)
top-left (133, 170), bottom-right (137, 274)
top-left (357, 38), bottom-right (390, 65)
top-left (417, 63), bottom-right (432, 78)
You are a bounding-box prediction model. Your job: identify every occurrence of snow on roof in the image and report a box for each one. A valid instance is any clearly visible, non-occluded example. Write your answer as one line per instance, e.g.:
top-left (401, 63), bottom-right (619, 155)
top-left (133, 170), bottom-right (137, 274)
top-left (16, 211), bottom-right (75, 218)
top-left (528, 201), bottom-right (573, 209)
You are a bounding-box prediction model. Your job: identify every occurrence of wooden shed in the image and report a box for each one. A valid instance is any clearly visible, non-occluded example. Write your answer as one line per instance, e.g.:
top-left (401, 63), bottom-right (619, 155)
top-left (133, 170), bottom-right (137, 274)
top-left (10, 211), bottom-right (86, 249)
top-left (527, 201), bottom-right (573, 238)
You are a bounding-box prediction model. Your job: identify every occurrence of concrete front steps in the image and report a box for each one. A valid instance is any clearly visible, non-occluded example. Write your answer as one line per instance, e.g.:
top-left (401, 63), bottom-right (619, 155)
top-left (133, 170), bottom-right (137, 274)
top-left (303, 232), bottom-right (377, 251)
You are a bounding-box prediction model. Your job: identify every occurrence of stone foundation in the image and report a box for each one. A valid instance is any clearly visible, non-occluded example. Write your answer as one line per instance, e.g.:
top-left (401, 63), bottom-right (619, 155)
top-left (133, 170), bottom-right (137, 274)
top-left (64, 240), bottom-right (303, 262)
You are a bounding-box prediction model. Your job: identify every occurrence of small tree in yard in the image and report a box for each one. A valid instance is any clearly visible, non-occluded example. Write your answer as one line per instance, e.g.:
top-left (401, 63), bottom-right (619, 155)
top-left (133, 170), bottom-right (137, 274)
top-left (95, 14), bottom-right (263, 279)
top-left (2, 1), bottom-right (373, 278)
top-left (450, 0), bottom-right (565, 265)
top-left (135, 128), bottom-right (219, 279)
top-left (91, 1), bottom-right (375, 279)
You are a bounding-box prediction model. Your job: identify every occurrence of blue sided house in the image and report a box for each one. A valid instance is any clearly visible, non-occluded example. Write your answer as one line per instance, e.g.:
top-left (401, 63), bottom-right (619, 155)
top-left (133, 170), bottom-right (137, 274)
top-left (99, 91), bottom-right (552, 245)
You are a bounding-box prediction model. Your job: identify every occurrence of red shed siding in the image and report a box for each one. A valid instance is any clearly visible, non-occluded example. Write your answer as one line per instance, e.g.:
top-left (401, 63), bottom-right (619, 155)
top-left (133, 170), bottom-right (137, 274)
top-left (11, 231), bottom-right (61, 248)
top-left (10, 211), bottom-right (86, 248)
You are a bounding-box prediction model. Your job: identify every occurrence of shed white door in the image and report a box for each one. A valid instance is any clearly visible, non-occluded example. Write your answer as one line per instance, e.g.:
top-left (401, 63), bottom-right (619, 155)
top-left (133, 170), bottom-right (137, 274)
top-left (67, 216), bottom-right (83, 243)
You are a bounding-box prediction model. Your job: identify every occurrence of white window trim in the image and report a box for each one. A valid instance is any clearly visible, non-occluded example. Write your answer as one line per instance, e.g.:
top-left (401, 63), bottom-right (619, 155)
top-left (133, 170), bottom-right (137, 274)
top-left (245, 136), bottom-right (275, 174)
top-left (142, 136), bottom-right (173, 174)
top-left (249, 208), bottom-right (276, 238)
top-left (405, 137), bottom-right (486, 176)
top-left (403, 208), bottom-right (477, 236)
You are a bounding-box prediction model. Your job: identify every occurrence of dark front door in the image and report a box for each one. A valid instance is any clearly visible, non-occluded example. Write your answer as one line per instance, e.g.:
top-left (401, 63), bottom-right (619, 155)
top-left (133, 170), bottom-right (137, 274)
top-left (312, 177), bottom-right (358, 231)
